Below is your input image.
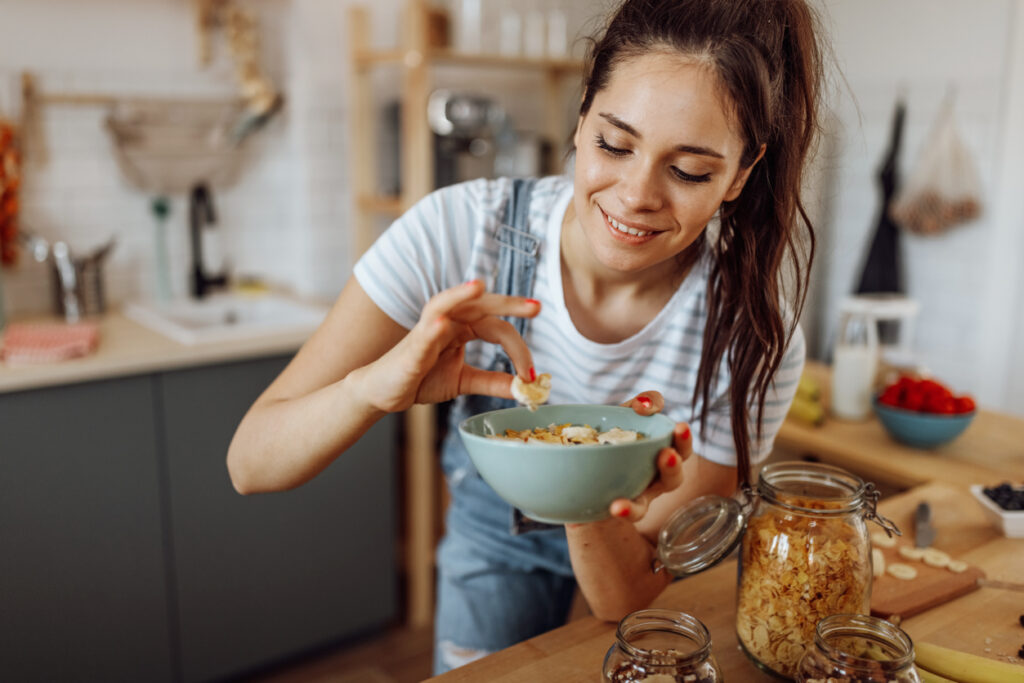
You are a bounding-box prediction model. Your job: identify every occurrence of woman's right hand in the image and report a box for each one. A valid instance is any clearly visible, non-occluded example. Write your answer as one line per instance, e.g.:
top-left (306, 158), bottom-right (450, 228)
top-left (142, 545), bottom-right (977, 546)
top-left (352, 279), bottom-right (541, 413)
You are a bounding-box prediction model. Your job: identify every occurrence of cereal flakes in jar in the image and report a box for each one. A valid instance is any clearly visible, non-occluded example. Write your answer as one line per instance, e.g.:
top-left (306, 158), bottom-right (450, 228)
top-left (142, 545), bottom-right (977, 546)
top-left (735, 462), bottom-right (895, 680)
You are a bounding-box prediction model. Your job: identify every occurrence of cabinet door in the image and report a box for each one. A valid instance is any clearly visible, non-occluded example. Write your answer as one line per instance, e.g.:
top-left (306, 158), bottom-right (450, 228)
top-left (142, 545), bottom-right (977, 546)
top-left (158, 355), bottom-right (398, 683)
top-left (0, 376), bottom-right (174, 683)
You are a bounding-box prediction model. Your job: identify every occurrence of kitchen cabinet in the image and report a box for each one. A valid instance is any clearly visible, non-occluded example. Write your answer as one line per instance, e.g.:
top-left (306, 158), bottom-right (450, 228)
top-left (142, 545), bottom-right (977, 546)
top-left (347, 0), bottom-right (583, 628)
top-left (0, 375), bottom-right (175, 683)
top-left (0, 354), bottom-right (398, 683)
top-left (159, 356), bottom-right (397, 683)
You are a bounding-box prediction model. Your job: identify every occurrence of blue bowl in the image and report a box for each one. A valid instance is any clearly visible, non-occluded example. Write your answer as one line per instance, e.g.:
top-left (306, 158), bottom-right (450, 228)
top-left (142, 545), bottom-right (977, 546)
top-left (459, 404), bottom-right (676, 524)
top-left (872, 399), bottom-right (975, 449)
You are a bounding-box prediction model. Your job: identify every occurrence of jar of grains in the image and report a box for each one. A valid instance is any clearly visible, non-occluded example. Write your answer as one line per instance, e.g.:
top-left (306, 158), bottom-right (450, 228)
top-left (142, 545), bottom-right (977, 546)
top-left (796, 613), bottom-right (922, 683)
top-left (735, 462), bottom-right (897, 679)
top-left (602, 609), bottom-right (722, 683)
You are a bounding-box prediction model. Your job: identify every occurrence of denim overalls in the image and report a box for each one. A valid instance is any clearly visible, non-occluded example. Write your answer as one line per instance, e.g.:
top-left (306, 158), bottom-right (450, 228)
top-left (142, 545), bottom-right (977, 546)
top-left (432, 179), bottom-right (577, 674)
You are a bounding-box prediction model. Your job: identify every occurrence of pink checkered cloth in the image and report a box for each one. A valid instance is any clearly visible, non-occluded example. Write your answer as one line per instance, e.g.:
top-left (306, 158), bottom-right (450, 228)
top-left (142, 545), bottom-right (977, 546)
top-left (0, 321), bottom-right (100, 365)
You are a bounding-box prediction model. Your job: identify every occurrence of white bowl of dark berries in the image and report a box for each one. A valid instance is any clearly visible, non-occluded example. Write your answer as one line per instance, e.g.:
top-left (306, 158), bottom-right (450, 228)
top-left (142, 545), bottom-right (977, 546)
top-left (971, 483), bottom-right (1024, 538)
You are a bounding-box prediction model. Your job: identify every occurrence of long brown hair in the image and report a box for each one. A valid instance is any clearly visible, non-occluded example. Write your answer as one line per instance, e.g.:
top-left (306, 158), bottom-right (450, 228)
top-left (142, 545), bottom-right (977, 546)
top-left (579, 0), bottom-right (823, 486)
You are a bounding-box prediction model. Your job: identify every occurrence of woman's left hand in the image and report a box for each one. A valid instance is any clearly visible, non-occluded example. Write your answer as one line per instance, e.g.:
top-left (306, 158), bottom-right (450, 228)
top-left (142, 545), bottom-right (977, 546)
top-left (608, 391), bottom-right (692, 523)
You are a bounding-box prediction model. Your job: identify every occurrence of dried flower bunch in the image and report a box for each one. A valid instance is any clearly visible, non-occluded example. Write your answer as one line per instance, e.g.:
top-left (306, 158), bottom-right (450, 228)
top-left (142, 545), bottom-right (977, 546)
top-left (736, 493), bottom-right (871, 678)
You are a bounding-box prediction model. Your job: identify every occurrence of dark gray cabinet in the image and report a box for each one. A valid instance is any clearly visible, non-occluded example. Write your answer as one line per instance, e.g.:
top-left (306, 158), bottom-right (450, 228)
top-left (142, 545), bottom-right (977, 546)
top-left (0, 375), bottom-right (175, 683)
top-left (0, 354), bottom-right (398, 683)
top-left (159, 357), bottom-right (397, 683)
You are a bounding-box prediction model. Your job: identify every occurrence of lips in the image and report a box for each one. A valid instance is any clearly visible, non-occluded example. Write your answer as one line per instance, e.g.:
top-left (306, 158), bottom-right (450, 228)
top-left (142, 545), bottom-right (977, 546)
top-left (600, 208), bottom-right (657, 242)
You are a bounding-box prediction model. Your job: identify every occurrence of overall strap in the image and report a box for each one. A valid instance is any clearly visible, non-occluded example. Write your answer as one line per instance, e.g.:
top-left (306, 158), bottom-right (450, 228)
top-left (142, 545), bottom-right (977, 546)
top-left (494, 178), bottom-right (541, 341)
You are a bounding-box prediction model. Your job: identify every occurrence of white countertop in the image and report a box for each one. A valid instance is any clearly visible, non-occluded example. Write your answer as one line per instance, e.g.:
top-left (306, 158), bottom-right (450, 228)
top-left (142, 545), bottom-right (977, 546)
top-left (0, 309), bottom-right (312, 394)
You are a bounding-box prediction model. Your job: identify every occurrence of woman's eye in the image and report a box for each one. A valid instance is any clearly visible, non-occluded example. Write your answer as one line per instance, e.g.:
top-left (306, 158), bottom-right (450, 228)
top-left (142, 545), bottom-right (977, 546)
top-left (595, 134), bottom-right (629, 156)
top-left (671, 167), bottom-right (712, 184)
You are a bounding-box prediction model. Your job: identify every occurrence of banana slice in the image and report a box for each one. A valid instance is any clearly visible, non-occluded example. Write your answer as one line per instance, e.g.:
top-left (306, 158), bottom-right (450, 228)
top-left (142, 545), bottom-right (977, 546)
top-left (947, 559), bottom-right (969, 574)
top-left (887, 562), bottom-right (918, 581)
top-left (511, 373), bottom-right (552, 412)
top-left (871, 531), bottom-right (898, 548)
top-left (872, 548), bottom-right (886, 578)
top-left (898, 546), bottom-right (926, 561)
top-left (922, 548), bottom-right (951, 568)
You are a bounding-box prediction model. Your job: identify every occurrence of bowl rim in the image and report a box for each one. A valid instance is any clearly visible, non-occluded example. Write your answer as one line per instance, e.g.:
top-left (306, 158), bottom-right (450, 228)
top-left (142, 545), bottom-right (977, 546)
top-left (458, 403), bottom-right (677, 447)
top-left (970, 483), bottom-right (1024, 518)
top-left (871, 396), bottom-right (976, 420)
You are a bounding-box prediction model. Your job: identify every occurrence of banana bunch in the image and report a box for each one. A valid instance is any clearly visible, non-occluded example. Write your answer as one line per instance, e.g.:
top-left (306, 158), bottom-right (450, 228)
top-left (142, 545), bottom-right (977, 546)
top-left (915, 641), bottom-right (1024, 682)
top-left (787, 371), bottom-right (825, 426)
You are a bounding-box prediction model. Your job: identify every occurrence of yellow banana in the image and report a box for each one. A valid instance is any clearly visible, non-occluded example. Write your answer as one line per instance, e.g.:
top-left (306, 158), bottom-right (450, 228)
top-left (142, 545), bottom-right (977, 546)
top-left (787, 395), bottom-right (824, 426)
top-left (915, 641), bottom-right (1024, 683)
top-left (796, 372), bottom-right (821, 402)
top-left (916, 665), bottom-right (956, 683)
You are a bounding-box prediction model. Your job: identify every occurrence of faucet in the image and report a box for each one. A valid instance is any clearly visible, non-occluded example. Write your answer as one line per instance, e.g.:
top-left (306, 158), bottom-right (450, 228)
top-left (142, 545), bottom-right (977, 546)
top-left (189, 182), bottom-right (228, 299)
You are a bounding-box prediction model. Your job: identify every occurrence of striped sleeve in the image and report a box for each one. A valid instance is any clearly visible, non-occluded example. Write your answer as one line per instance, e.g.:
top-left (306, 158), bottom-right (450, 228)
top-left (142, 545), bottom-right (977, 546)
top-left (353, 182), bottom-right (486, 329)
top-left (695, 323), bottom-right (806, 467)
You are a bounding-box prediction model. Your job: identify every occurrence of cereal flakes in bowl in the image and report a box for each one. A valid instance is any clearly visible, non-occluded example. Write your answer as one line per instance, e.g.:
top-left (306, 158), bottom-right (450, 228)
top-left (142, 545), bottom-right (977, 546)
top-left (459, 404), bottom-right (675, 524)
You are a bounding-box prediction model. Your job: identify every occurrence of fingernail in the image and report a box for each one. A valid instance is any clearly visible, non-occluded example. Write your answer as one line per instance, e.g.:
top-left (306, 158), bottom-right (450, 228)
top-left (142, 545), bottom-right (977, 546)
top-left (525, 298), bottom-right (540, 306)
top-left (666, 453), bottom-right (678, 467)
top-left (638, 396), bottom-right (651, 407)
top-left (616, 506), bottom-right (631, 518)
top-left (529, 366), bottom-right (536, 382)
top-left (681, 427), bottom-right (691, 440)
top-left (464, 279), bottom-right (480, 287)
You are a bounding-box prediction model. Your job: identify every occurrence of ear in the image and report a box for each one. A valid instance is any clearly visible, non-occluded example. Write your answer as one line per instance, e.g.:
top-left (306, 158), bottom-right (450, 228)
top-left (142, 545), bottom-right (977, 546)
top-left (723, 143), bottom-right (766, 202)
top-left (572, 115), bottom-right (585, 151)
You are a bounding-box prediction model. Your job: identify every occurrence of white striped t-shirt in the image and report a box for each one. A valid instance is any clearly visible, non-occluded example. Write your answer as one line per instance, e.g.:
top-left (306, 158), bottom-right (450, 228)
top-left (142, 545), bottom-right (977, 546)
top-left (353, 175), bottom-right (805, 467)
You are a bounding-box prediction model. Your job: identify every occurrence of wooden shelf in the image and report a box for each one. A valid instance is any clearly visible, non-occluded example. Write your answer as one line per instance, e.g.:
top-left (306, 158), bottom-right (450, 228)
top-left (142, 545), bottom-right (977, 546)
top-left (347, 0), bottom-right (581, 630)
top-left (356, 193), bottom-right (403, 217)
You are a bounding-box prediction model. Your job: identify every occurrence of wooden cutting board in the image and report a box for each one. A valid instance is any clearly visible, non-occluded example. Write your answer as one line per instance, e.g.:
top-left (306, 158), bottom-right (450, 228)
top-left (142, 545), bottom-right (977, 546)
top-left (870, 541), bottom-right (985, 619)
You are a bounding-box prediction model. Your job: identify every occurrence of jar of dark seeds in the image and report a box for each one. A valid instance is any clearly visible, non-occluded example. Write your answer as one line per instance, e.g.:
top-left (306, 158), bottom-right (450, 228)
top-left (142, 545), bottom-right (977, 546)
top-left (602, 608), bottom-right (721, 683)
top-left (796, 613), bottom-right (922, 683)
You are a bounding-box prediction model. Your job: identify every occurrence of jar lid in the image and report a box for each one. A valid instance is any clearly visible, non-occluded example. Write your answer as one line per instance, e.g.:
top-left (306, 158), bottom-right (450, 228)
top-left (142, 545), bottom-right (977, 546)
top-left (656, 495), bottom-right (746, 576)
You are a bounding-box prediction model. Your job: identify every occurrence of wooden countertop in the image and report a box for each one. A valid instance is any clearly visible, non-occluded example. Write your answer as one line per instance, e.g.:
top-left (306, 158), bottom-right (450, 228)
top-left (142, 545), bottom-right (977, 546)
top-left (429, 481), bottom-right (1024, 681)
top-left (0, 310), bottom-right (314, 394)
top-left (776, 361), bottom-right (1024, 489)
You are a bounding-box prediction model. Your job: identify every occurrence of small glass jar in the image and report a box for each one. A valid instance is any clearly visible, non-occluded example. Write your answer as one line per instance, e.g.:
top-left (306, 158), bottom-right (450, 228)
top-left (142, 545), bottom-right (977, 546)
top-left (602, 609), bottom-right (722, 683)
top-left (796, 614), bottom-right (922, 683)
top-left (735, 462), bottom-right (878, 679)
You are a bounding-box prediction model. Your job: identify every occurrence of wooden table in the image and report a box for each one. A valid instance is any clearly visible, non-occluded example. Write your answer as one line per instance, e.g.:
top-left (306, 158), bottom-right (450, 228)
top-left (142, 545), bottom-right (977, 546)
top-left (428, 481), bottom-right (1024, 681)
top-left (775, 361), bottom-right (1024, 489)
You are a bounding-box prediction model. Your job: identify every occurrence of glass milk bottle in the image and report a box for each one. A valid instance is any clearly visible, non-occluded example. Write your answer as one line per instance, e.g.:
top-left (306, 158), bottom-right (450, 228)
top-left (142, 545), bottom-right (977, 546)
top-left (831, 297), bottom-right (879, 420)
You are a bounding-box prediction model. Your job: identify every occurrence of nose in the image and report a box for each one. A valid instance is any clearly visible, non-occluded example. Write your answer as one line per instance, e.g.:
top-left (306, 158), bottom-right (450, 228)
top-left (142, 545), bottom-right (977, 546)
top-left (616, 162), bottom-right (665, 213)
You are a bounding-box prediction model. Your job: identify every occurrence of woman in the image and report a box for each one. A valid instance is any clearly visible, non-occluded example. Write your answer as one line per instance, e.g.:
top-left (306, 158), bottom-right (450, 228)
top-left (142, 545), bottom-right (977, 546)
top-left (227, 0), bottom-right (823, 674)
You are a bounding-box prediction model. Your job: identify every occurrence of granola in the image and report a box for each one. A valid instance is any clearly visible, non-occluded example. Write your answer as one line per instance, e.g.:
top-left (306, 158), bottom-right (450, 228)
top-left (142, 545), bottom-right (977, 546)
top-left (490, 423), bottom-right (641, 446)
top-left (736, 493), bottom-right (871, 679)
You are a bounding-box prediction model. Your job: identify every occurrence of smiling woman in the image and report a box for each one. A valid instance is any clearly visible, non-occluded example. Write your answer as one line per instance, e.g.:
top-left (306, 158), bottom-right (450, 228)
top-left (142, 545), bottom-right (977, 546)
top-left (225, 0), bottom-right (825, 676)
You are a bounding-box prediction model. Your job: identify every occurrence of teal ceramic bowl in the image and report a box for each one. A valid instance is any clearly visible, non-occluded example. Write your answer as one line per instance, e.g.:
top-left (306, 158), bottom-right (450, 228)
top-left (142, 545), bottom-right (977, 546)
top-left (459, 404), bottom-right (676, 524)
top-left (872, 399), bottom-right (975, 449)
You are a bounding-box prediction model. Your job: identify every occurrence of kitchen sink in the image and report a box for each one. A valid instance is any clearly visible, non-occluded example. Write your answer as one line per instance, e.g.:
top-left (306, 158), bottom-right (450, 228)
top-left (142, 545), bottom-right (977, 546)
top-left (124, 293), bottom-right (328, 346)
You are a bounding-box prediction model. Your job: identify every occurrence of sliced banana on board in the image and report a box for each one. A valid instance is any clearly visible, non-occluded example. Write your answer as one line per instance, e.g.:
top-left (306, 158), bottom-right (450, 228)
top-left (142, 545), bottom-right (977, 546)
top-left (887, 562), bottom-right (919, 581)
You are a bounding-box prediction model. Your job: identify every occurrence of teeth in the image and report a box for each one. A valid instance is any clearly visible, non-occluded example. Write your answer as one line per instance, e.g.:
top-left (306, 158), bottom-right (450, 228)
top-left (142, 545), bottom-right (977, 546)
top-left (606, 213), bottom-right (651, 237)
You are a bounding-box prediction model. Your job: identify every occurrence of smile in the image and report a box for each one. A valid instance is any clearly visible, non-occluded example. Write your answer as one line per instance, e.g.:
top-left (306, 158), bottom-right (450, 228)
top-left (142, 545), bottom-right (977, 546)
top-left (602, 209), bottom-right (654, 238)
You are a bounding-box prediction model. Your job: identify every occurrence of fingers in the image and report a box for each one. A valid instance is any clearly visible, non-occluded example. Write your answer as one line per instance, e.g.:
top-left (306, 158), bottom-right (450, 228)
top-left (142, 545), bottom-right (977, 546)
top-left (623, 391), bottom-right (665, 416)
top-left (672, 422), bottom-right (694, 465)
top-left (458, 366), bottom-right (518, 399)
top-left (468, 317), bottom-right (535, 380)
top-left (608, 443), bottom-right (687, 523)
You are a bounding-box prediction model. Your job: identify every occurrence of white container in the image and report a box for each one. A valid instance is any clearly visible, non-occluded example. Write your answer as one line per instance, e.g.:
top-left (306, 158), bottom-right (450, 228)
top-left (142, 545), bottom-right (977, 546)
top-left (831, 298), bottom-right (879, 421)
top-left (970, 484), bottom-right (1024, 538)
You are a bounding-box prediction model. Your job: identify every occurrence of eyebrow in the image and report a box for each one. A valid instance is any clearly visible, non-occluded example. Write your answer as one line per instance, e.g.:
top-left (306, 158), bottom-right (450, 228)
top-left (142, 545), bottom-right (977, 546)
top-left (598, 112), bottom-right (725, 159)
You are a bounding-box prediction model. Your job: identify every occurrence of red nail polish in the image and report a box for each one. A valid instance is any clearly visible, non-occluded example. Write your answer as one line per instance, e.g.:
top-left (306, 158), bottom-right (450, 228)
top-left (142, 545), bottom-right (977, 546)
top-left (464, 279), bottom-right (480, 287)
top-left (638, 396), bottom-right (651, 407)
top-left (681, 427), bottom-right (691, 441)
top-left (666, 454), bottom-right (678, 467)
top-left (525, 298), bottom-right (540, 306)
top-left (617, 506), bottom-right (631, 518)
top-left (529, 366), bottom-right (536, 382)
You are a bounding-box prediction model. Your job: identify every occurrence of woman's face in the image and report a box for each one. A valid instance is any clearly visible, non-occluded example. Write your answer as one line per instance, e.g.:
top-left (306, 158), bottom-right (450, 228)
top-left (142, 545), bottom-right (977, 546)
top-left (572, 51), bottom-right (760, 276)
